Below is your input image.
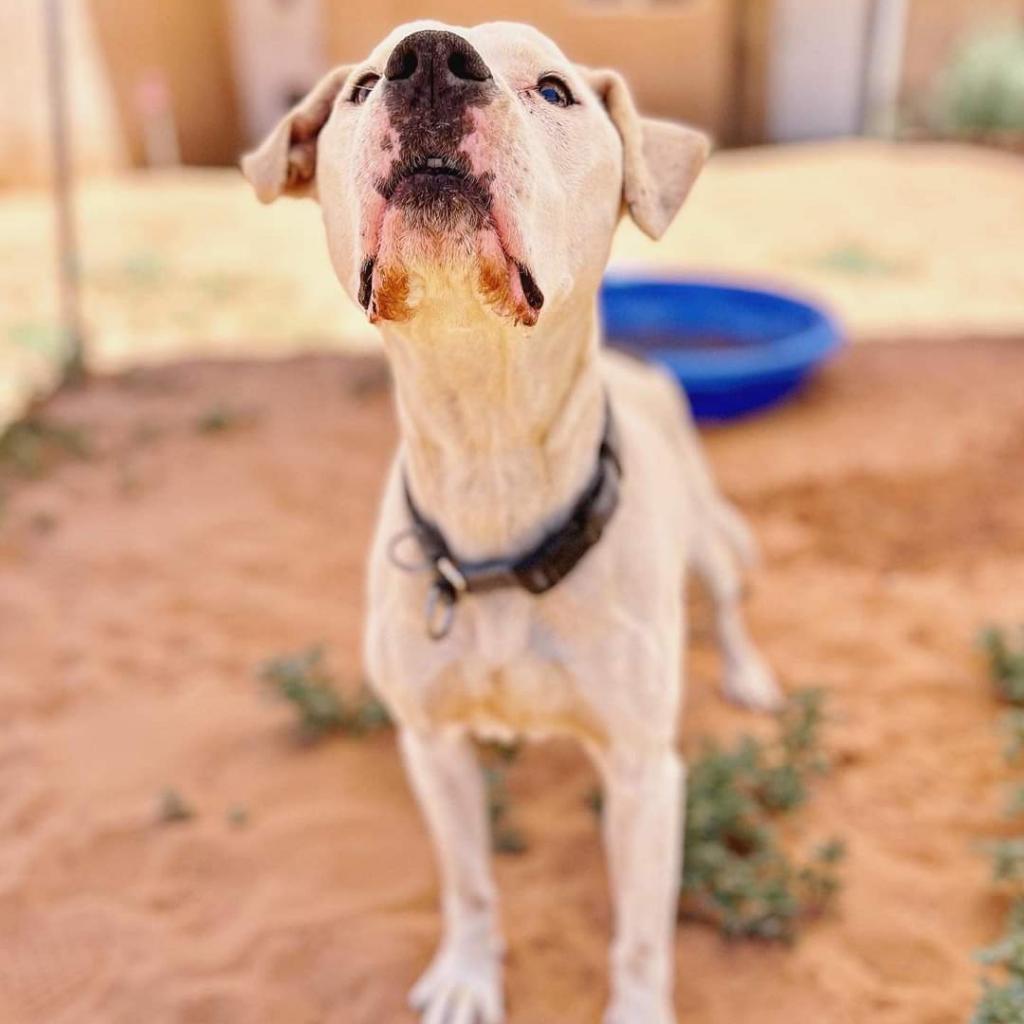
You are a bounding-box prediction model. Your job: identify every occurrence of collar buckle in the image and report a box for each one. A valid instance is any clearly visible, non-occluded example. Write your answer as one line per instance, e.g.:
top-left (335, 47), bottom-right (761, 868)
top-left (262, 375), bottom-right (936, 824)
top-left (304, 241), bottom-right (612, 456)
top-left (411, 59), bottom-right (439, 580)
top-left (435, 555), bottom-right (468, 594)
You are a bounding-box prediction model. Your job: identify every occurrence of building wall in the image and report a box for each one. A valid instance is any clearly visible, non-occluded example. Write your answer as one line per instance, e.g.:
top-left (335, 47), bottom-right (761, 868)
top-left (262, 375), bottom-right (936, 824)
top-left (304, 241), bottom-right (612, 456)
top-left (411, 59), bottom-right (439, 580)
top-left (88, 0), bottom-right (242, 167)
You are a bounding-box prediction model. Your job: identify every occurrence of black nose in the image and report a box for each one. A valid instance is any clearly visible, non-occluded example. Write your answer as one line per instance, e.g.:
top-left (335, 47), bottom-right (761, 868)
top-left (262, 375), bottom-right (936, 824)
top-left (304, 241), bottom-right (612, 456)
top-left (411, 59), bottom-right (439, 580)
top-left (385, 30), bottom-right (492, 98)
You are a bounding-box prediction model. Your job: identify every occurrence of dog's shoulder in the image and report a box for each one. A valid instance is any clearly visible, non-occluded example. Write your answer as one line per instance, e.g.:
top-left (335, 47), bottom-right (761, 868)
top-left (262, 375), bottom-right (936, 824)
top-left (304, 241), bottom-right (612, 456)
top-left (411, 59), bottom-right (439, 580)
top-left (600, 347), bottom-right (693, 452)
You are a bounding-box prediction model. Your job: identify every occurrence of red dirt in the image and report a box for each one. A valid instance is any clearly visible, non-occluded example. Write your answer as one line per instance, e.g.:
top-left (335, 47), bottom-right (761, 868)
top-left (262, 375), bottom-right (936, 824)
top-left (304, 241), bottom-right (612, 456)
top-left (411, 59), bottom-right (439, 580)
top-left (1, 340), bottom-right (1023, 1023)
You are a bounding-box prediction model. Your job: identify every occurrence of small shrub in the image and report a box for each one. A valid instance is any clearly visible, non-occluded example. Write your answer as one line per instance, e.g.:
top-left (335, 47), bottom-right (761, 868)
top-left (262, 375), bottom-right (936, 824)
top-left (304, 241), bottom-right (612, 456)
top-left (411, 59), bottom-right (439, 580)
top-left (982, 628), bottom-right (1024, 705)
top-left (0, 416), bottom-right (90, 479)
top-left (587, 689), bottom-right (844, 940)
top-left (931, 27), bottom-right (1024, 139)
top-left (979, 901), bottom-right (1024, 979)
top-left (992, 840), bottom-right (1024, 887)
top-left (157, 788), bottom-right (195, 824)
top-left (479, 742), bottom-right (527, 856)
top-left (195, 403), bottom-right (255, 435)
top-left (258, 645), bottom-right (390, 741)
top-left (29, 510), bottom-right (59, 534)
top-left (972, 980), bottom-right (1024, 1024)
top-left (1004, 712), bottom-right (1024, 763)
top-left (811, 243), bottom-right (904, 278)
top-left (682, 689), bottom-right (844, 940)
top-left (226, 805), bottom-right (250, 829)
top-left (974, 902), bottom-right (1024, 1022)
top-left (973, 629), bottom-right (1024, 1021)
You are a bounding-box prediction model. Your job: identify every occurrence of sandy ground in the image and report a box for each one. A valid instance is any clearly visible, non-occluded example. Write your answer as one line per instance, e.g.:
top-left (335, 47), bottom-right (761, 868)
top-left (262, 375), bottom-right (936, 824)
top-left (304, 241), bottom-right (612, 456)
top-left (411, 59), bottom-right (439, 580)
top-left (3, 140), bottom-right (1024, 425)
top-left (1, 341), bottom-right (1023, 1023)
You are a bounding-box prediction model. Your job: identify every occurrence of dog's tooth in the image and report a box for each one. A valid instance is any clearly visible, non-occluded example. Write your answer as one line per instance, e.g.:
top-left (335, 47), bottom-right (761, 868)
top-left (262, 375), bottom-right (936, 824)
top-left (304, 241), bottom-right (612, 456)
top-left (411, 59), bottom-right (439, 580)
top-left (427, 157), bottom-right (443, 168)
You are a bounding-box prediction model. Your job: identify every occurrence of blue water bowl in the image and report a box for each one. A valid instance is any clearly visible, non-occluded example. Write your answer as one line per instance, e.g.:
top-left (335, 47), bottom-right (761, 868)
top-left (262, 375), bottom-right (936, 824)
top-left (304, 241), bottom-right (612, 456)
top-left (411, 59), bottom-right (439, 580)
top-left (600, 277), bottom-right (844, 421)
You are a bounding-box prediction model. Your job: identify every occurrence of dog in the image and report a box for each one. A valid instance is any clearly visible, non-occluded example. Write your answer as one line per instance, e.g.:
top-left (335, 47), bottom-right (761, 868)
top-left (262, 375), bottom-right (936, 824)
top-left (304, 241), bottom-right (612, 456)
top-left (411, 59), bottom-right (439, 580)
top-left (243, 21), bottom-right (780, 1023)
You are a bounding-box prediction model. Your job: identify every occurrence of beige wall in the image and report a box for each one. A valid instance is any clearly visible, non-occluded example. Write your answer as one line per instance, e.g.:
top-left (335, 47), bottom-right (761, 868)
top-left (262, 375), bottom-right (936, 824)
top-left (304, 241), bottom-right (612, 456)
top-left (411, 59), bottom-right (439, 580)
top-left (324, 1), bottom-right (740, 139)
top-left (71, 0), bottom-right (764, 171)
top-left (89, 0), bottom-right (242, 167)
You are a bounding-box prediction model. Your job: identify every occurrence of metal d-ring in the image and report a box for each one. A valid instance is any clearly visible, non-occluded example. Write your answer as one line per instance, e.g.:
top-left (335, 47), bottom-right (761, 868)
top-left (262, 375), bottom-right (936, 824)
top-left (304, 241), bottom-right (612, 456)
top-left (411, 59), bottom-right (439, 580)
top-left (425, 580), bottom-right (457, 641)
top-left (387, 526), bottom-right (433, 574)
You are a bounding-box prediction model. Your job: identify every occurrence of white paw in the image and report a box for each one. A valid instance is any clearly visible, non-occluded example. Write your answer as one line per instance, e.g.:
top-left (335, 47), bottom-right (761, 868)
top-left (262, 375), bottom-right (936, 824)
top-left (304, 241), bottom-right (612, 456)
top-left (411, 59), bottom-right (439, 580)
top-left (410, 942), bottom-right (504, 1024)
top-left (722, 650), bottom-right (783, 712)
top-left (604, 989), bottom-right (676, 1024)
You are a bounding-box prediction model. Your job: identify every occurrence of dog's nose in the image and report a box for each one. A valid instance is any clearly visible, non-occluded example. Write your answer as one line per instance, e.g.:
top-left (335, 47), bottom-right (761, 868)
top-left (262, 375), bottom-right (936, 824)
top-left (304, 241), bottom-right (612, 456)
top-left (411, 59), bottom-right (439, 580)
top-left (384, 29), bottom-right (492, 105)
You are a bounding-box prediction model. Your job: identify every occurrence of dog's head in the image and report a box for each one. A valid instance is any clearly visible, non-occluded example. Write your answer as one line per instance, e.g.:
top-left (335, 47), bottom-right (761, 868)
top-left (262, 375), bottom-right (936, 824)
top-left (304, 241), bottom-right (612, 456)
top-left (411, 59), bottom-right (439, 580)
top-left (242, 21), bottom-right (708, 328)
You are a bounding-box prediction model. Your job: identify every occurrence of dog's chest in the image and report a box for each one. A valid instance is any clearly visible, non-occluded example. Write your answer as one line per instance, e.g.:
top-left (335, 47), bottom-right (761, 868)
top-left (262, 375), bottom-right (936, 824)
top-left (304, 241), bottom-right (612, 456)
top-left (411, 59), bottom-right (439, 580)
top-left (421, 592), bottom-right (605, 745)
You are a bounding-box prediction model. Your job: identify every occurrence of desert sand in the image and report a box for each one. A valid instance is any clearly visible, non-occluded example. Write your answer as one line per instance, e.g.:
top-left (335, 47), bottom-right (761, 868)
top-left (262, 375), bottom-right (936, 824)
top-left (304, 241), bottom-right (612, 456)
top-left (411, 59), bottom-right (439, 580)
top-left (2, 339), bottom-right (1024, 1022)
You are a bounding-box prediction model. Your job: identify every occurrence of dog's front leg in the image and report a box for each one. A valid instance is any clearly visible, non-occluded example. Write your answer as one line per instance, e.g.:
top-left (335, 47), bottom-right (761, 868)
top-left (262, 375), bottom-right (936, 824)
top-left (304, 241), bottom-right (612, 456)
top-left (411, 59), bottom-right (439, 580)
top-left (596, 743), bottom-right (684, 1024)
top-left (399, 727), bottom-right (505, 1024)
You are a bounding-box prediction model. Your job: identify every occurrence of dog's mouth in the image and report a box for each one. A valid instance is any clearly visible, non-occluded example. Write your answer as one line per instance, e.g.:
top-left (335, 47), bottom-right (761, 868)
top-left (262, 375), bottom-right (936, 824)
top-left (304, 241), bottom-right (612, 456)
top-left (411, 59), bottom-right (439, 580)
top-left (379, 153), bottom-right (472, 201)
top-left (361, 150), bottom-right (545, 327)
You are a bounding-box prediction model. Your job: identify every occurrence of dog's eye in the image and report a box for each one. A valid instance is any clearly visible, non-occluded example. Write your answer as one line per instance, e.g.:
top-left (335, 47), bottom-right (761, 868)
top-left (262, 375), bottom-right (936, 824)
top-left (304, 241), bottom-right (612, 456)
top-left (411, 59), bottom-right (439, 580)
top-left (537, 76), bottom-right (573, 108)
top-left (351, 73), bottom-right (380, 105)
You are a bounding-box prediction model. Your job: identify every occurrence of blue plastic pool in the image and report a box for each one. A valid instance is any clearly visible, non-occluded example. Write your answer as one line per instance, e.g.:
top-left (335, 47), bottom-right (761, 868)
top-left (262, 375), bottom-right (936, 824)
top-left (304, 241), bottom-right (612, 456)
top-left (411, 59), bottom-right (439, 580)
top-left (599, 277), bottom-right (843, 421)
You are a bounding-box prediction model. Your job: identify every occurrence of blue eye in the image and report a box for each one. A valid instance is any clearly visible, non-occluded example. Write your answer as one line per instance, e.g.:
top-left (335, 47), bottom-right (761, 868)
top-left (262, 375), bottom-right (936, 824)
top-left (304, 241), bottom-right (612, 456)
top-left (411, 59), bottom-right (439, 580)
top-left (537, 77), bottom-right (572, 107)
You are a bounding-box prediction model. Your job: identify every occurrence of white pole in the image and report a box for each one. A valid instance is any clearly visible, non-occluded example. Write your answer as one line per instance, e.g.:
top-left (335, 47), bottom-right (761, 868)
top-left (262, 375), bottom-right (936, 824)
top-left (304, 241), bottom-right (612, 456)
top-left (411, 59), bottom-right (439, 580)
top-left (861, 0), bottom-right (910, 137)
top-left (44, 0), bottom-right (86, 384)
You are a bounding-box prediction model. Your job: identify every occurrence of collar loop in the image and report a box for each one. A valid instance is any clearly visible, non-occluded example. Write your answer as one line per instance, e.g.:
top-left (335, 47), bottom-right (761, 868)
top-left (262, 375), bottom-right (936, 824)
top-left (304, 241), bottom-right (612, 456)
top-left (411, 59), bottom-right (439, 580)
top-left (391, 400), bottom-right (623, 640)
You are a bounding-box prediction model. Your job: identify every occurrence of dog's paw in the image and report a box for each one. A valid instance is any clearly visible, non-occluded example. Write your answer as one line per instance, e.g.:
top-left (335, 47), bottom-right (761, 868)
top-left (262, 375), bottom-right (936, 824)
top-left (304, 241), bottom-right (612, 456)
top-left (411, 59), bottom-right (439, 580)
top-left (409, 942), bottom-right (504, 1024)
top-left (722, 651), bottom-right (783, 712)
top-left (604, 989), bottom-right (676, 1024)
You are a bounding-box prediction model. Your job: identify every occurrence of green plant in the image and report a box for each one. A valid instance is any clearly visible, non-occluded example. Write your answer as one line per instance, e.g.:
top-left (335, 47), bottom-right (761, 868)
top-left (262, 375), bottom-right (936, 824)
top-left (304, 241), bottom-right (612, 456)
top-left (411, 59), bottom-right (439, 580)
top-left (973, 629), bottom-right (1024, 1021)
top-left (478, 742), bottom-right (526, 856)
top-left (811, 243), bottom-right (904, 278)
top-left (1004, 712), bottom-right (1024, 763)
top-left (991, 840), bottom-right (1024, 886)
top-left (29, 510), bottom-right (58, 534)
top-left (258, 645), bottom-right (390, 741)
top-left (932, 27), bottom-right (1024, 138)
top-left (974, 902), bottom-right (1024, 1022)
top-left (681, 689), bottom-right (844, 939)
top-left (982, 628), bottom-right (1024, 705)
top-left (226, 805), bottom-right (250, 829)
top-left (195, 403), bottom-right (255, 435)
top-left (0, 415), bottom-right (90, 479)
top-left (587, 689), bottom-right (844, 940)
top-left (157, 788), bottom-right (195, 824)
top-left (973, 979), bottom-right (1024, 1024)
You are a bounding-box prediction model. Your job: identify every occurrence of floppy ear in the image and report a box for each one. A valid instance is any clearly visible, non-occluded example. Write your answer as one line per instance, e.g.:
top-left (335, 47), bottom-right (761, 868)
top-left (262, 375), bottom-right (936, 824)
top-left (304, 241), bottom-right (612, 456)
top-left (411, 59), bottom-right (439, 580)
top-left (581, 68), bottom-right (710, 240)
top-left (240, 65), bottom-right (353, 203)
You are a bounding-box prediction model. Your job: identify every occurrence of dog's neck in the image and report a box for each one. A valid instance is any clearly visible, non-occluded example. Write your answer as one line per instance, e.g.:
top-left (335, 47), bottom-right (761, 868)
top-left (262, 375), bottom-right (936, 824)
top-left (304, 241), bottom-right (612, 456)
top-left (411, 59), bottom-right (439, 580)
top-left (379, 291), bottom-right (606, 562)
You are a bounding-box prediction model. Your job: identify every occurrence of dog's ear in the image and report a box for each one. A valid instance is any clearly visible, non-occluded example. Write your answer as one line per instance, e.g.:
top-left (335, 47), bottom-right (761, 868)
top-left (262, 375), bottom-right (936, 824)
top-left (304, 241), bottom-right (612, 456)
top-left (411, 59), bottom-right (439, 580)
top-left (581, 68), bottom-right (710, 240)
top-left (241, 65), bottom-right (353, 203)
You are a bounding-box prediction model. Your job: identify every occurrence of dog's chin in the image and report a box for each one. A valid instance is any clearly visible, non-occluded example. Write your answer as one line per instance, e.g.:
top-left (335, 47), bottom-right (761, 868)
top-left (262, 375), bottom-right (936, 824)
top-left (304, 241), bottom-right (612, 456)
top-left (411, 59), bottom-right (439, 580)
top-left (358, 179), bottom-right (544, 328)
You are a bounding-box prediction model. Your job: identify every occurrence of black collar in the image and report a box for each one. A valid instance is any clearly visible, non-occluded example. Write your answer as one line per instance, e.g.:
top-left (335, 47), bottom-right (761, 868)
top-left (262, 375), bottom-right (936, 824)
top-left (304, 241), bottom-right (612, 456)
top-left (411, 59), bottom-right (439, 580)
top-left (393, 404), bottom-right (623, 639)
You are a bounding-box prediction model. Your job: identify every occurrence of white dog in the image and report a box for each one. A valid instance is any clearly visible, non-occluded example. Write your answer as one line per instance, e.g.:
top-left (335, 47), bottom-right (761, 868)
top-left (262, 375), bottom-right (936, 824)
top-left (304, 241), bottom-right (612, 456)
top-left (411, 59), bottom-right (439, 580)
top-left (244, 21), bottom-right (780, 1024)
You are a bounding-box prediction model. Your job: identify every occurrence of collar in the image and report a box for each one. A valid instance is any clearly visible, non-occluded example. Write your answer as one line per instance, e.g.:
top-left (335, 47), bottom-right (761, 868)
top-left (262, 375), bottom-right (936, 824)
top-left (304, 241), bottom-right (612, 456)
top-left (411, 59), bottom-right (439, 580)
top-left (391, 402), bottom-right (623, 640)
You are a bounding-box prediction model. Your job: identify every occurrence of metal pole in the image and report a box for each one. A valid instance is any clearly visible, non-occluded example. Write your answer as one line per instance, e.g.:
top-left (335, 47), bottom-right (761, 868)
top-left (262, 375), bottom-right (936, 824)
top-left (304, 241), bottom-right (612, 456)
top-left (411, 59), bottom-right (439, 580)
top-left (44, 0), bottom-right (86, 385)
